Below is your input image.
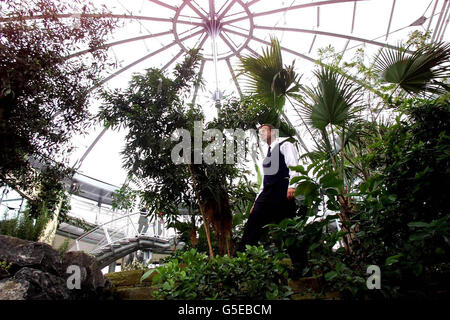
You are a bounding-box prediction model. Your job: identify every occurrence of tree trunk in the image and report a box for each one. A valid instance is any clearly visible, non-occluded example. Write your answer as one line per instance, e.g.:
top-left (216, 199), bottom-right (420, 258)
top-left (187, 164), bottom-right (233, 257)
top-left (187, 164), bottom-right (214, 258)
top-left (38, 197), bottom-right (63, 245)
top-left (337, 187), bottom-right (359, 254)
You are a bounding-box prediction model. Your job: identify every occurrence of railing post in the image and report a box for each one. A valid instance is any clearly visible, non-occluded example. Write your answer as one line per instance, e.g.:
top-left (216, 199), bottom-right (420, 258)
top-left (76, 239), bottom-right (80, 251)
top-left (103, 225), bottom-right (112, 245)
top-left (128, 215), bottom-right (138, 237)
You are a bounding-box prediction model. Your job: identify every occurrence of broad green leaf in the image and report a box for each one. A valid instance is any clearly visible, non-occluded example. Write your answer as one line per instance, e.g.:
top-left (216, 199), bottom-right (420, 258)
top-left (290, 176), bottom-right (309, 184)
top-left (289, 165), bottom-right (307, 174)
top-left (407, 221), bottom-right (429, 228)
top-left (294, 180), bottom-right (318, 197)
top-left (320, 172), bottom-right (344, 189)
top-left (325, 271), bottom-right (338, 281)
top-left (409, 232), bottom-right (430, 241)
top-left (385, 254), bottom-right (403, 266)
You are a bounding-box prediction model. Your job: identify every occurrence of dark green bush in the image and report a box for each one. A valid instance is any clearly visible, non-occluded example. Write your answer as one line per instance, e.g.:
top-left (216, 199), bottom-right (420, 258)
top-left (353, 96), bottom-right (450, 297)
top-left (0, 205), bottom-right (49, 241)
top-left (141, 246), bottom-right (292, 300)
top-left (263, 96), bottom-right (450, 299)
top-left (268, 215), bottom-right (368, 299)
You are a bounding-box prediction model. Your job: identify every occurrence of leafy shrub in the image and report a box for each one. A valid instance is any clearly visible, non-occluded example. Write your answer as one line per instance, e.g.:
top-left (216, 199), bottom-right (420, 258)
top-left (352, 96), bottom-right (450, 297)
top-left (268, 216), bottom-right (369, 298)
top-left (0, 205), bottom-right (49, 241)
top-left (269, 96), bottom-right (450, 299)
top-left (122, 259), bottom-right (151, 272)
top-left (141, 246), bottom-right (292, 300)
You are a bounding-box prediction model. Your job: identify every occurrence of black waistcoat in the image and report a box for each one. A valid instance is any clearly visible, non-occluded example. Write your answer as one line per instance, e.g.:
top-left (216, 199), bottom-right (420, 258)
top-left (256, 140), bottom-right (290, 203)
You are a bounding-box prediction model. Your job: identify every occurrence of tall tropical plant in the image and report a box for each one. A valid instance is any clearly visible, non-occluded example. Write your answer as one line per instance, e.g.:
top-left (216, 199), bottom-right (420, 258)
top-left (99, 50), bottom-right (239, 258)
top-left (0, 0), bottom-right (117, 194)
top-left (239, 38), bottom-right (299, 111)
top-left (238, 37), bottom-right (310, 152)
top-left (294, 66), bottom-right (365, 252)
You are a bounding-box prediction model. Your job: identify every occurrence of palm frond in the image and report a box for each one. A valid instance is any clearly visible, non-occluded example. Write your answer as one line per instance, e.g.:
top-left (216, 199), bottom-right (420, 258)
top-left (238, 37), bottom-right (300, 111)
top-left (339, 119), bottom-right (368, 152)
top-left (299, 66), bottom-right (362, 131)
top-left (373, 42), bottom-right (450, 95)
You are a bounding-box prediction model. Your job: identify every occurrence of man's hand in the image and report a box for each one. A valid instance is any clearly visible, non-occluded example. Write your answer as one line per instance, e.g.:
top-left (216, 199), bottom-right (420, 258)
top-left (250, 204), bottom-right (254, 214)
top-left (287, 188), bottom-right (296, 200)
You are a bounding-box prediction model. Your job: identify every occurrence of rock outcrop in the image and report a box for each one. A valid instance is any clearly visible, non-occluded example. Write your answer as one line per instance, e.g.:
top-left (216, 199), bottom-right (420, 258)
top-left (0, 235), bottom-right (113, 300)
top-left (0, 267), bottom-right (71, 300)
top-left (0, 235), bottom-right (61, 275)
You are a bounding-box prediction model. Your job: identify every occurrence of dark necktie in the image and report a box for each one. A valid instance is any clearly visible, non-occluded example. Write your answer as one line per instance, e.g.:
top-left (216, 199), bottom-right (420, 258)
top-left (267, 145), bottom-right (271, 157)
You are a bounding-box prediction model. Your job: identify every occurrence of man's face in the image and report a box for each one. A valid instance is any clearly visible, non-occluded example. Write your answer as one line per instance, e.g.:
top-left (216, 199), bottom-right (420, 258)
top-left (258, 126), bottom-right (271, 143)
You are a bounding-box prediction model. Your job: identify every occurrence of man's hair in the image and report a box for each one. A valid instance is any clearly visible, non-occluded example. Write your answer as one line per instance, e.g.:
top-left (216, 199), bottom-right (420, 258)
top-left (257, 123), bottom-right (275, 131)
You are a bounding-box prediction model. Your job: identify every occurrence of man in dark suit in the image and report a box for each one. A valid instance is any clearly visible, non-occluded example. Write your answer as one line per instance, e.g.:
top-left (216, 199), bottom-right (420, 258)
top-left (238, 124), bottom-right (307, 271)
top-left (238, 124), bottom-right (298, 248)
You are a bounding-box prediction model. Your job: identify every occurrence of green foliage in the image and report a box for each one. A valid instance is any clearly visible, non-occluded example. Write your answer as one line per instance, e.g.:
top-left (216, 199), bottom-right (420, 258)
top-left (122, 259), bottom-right (151, 272)
top-left (237, 37), bottom-right (303, 146)
top-left (351, 96), bottom-right (450, 297)
top-left (405, 30), bottom-right (432, 49)
top-left (100, 50), bottom-right (257, 255)
top-left (290, 160), bottom-right (341, 215)
top-left (0, 260), bottom-right (12, 272)
top-left (373, 42), bottom-right (450, 96)
top-left (267, 215), bottom-right (368, 298)
top-left (267, 95), bottom-right (450, 298)
top-left (218, 95), bottom-right (296, 137)
top-left (299, 66), bottom-right (362, 131)
top-left (232, 35), bottom-right (450, 299)
top-left (0, 204), bottom-right (49, 241)
top-left (29, 165), bottom-right (71, 220)
top-left (0, 0), bottom-right (117, 192)
top-left (111, 184), bottom-right (138, 211)
top-left (291, 64), bottom-right (369, 194)
top-left (238, 37), bottom-right (300, 112)
top-left (57, 238), bottom-right (71, 258)
top-left (99, 50), bottom-right (203, 224)
top-left (142, 246), bottom-right (292, 300)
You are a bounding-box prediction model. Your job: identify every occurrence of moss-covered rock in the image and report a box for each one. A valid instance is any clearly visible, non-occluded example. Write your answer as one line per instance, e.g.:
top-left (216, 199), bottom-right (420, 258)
top-left (288, 276), bottom-right (340, 300)
top-left (114, 286), bottom-right (157, 300)
top-left (104, 269), bottom-right (159, 300)
top-left (0, 235), bottom-right (110, 300)
top-left (291, 291), bottom-right (340, 300)
top-left (105, 269), bottom-right (157, 287)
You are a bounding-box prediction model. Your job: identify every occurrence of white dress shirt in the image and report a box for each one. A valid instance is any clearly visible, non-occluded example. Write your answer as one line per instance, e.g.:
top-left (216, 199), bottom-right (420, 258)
top-left (255, 138), bottom-right (300, 200)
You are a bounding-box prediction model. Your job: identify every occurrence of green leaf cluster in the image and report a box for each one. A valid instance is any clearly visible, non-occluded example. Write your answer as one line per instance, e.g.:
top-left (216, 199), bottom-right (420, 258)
top-left (142, 246), bottom-right (292, 300)
top-left (0, 204), bottom-right (49, 241)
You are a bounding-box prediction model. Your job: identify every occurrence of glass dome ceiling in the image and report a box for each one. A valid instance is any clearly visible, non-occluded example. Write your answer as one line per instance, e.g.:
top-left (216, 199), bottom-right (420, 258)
top-left (66, 0), bottom-right (449, 188)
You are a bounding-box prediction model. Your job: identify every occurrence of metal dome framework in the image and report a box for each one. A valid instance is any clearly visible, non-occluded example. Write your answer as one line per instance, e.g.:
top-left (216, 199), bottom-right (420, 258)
top-left (68, 0), bottom-right (449, 174)
top-left (73, 0), bottom-right (450, 93)
top-left (3, 0), bottom-right (448, 185)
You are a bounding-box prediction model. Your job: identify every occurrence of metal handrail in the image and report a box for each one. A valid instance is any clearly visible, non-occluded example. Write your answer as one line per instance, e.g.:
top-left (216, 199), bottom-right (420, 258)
top-left (73, 211), bottom-right (145, 242)
top-left (71, 211), bottom-right (175, 253)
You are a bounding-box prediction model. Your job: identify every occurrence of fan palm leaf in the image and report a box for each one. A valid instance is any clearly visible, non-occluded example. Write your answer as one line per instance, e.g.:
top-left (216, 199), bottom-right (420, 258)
top-left (299, 67), bottom-right (362, 131)
top-left (373, 42), bottom-right (450, 95)
top-left (238, 37), bottom-right (300, 112)
top-left (238, 37), bottom-right (310, 151)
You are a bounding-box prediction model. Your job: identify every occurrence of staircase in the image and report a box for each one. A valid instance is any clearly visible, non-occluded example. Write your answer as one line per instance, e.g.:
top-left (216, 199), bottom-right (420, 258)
top-left (69, 212), bottom-right (182, 268)
top-left (93, 235), bottom-right (177, 269)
